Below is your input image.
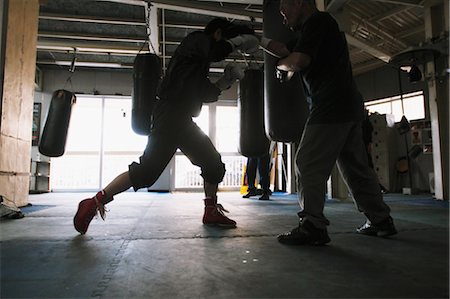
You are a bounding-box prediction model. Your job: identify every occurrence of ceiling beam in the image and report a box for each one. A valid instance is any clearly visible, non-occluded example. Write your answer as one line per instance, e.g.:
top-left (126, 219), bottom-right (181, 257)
top-left (151, 0), bottom-right (262, 22)
top-left (345, 34), bottom-right (391, 62)
top-left (349, 10), bottom-right (408, 48)
top-left (162, 21), bottom-right (263, 32)
top-left (38, 49), bottom-right (139, 57)
top-left (96, 0), bottom-right (263, 22)
top-left (37, 40), bottom-right (145, 54)
top-left (39, 12), bottom-right (146, 26)
top-left (319, 0), bottom-right (391, 63)
top-left (395, 25), bottom-right (424, 38)
top-left (37, 59), bottom-right (133, 69)
top-left (368, 6), bottom-right (408, 22)
top-left (95, 0), bottom-right (146, 6)
top-left (326, 0), bottom-right (348, 13)
top-left (38, 32), bottom-right (146, 43)
top-left (366, 0), bottom-right (424, 8)
top-left (197, 0), bottom-right (262, 4)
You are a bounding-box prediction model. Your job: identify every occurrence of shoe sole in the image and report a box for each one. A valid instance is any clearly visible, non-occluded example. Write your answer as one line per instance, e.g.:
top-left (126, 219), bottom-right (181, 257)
top-left (73, 201), bottom-right (89, 235)
top-left (73, 217), bottom-right (87, 234)
top-left (203, 223), bottom-right (237, 228)
top-left (357, 230), bottom-right (398, 237)
top-left (277, 235), bottom-right (331, 246)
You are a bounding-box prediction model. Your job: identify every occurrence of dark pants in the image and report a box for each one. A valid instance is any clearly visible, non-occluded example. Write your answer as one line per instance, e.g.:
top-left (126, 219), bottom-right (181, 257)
top-left (246, 154), bottom-right (271, 192)
top-left (295, 120), bottom-right (391, 229)
top-left (129, 100), bottom-right (225, 190)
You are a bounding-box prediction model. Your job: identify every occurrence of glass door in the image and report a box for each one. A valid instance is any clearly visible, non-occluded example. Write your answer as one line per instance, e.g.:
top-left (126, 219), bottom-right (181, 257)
top-left (216, 104), bottom-right (247, 189)
top-left (51, 95), bottom-right (147, 191)
top-left (101, 97), bottom-right (147, 187)
top-left (50, 96), bottom-right (103, 190)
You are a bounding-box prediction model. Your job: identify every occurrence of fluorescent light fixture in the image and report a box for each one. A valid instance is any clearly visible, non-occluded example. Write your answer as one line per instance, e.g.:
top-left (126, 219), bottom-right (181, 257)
top-left (76, 47), bottom-right (143, 54)
top-left (209, 67), bottom-right (224, 73)
top-left (55, 60), bottom-right (122, 68)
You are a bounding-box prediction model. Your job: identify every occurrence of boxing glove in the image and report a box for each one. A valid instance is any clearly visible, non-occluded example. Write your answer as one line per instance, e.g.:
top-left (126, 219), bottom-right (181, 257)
top-left (227, 34), bottom-right (260, 54)
top-left (215, 63), bottom-right (246, 91)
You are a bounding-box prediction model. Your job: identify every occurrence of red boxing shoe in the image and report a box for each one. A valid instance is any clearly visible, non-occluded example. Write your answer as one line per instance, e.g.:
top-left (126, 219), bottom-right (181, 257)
top-left (73, 191), bottom-right (112, 234)
top-left (202, 197), bottom-right (236, 228)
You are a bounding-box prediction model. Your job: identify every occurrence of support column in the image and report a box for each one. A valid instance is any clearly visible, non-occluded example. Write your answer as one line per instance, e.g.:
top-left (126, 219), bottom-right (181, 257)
top-left (424, 0), bottom-right (449, 200)
top-left (0, 0), bottom-right (40, 207)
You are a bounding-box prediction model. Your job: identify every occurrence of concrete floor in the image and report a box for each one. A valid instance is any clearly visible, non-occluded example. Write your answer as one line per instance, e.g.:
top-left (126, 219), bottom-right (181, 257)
top-left (1, 191), bottom-right (448, 299)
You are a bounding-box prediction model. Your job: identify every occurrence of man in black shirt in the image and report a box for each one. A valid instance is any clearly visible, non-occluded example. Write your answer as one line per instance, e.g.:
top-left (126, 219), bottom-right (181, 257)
top-left (260, 0), bottom-right (397, 245)
top-left (73, 18), bottom-right (259, 234)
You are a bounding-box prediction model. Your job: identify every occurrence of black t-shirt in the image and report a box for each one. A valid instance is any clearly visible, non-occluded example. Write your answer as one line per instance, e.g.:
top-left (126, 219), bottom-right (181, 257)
top-left (157, 31), bottom-right (232, 117)
top-left (293, 11), bottom-right (364, 124)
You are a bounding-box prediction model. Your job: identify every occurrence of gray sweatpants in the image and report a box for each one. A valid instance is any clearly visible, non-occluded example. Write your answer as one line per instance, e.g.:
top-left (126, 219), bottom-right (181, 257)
top-left (295, 120), bottom-right (391, 229)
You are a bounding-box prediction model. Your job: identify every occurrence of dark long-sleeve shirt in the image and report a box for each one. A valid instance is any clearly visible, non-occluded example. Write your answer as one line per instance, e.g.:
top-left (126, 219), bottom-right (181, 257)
top-left (157, 31), bottom-right (232, 117)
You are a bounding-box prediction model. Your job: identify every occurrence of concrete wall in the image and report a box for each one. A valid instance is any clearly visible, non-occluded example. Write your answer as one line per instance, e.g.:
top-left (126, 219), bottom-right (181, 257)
top-left (41, 68), bottom-right (238, 99)
top-left (355, 64), bottom-right (428, 107)
top-left (43, 69), bottom-right (134, 96)
top-left (0, 0), bottom-right (39, 208)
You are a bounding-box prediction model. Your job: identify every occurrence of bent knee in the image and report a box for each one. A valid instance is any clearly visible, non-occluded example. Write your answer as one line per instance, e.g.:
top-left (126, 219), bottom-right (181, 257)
top-left (202, 161), bottom-right (226, 184)
top-left (128, 161), bottom-right (162, 190)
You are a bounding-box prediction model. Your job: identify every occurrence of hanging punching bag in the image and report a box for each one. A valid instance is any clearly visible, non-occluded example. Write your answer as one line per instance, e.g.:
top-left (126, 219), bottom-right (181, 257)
top-left (238, 69), bottom-right (270, 157)
top-left (132, 53), bottom-right (162, 135)
top-left (263, 0), bottom-right (309, 143)
top-left (39, 89), bottom-right (76, 157)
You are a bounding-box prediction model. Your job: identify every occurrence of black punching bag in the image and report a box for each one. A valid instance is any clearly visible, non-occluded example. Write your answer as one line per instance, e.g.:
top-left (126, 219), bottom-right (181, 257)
top-left (238, 69), bottom-right (270, 157)
top-left (132, 53), bottom-right (162, 135)
top-left (263, 0), bottom-right (309, 143)
top-left (39, 89), bottom-right (76, 157)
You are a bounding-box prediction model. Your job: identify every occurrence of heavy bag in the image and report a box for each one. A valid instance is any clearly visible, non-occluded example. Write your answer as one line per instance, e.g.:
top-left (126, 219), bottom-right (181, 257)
top-left (132, 53), bottom-right (162, 135)
top-left (39, 89), bottom-right (76, 157)
top-left (263, 0), bottom-right (309, 143)
top-left (238, 69), bottom-right (270, 157)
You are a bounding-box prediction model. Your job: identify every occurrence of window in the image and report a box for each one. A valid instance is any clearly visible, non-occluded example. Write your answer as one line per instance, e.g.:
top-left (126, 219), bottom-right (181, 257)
top-left (51, 97), bottom-right (103, 190)
top-left (51, 96), bottom-right (147, 191)
top-left (216, 106), bottom-right (240, 153)
top-left (365, 91), bottom-right (425, 122)
top-left (52, 96), bottom-right (245, 191)
top-left (101, 97), bottom-right (147, 187)
top-left (174, 103), bottom-right (246, 190)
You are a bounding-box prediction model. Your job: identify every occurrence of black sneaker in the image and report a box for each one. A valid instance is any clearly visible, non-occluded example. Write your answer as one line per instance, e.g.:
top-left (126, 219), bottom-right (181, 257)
top-left (277, 220), bottom-right (331, 245)
top-left (357, 217), bottom-right (397, 237)
top-left (242, 188), bottom-right (257, 198)
top-left (259, 193), bottom-right (270, 200)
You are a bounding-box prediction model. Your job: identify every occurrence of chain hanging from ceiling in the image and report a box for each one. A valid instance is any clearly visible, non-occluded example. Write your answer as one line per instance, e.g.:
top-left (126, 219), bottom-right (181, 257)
top-left (145, 1), bottom-right (157, 54)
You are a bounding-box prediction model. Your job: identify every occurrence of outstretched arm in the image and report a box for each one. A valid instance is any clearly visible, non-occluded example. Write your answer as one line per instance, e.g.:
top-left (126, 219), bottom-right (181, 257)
top-left (260, 38), bottom-right (291, 58)
top-left (277, 52), bottom-right (311, 72)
